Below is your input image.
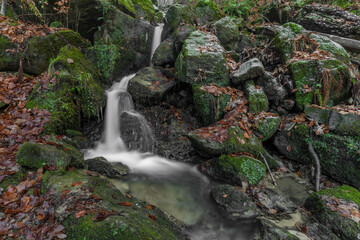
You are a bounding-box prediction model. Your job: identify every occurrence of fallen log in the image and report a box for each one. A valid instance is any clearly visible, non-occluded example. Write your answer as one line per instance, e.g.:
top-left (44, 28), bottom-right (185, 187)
top-left (314, 32), bottom-right (360, 53)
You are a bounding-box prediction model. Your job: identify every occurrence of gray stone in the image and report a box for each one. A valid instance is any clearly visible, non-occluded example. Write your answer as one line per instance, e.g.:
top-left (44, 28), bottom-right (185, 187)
top-left (213, 17), bottom-right (240, 51)
top-left (305, 222), bottom-right (340, 240)
top-left (256, 72), bottom-right (287, 105)
top-left (128, 67), bottom-right (176, 106)
top-left (194, 3), bottom-right (220, 25)
top-left (175, 31), bottom-right (230, 87)
top-left (152, 38), bottom-right (176, 67)
top-left (255, 218), bottom-right (301, 240)
top-left (231, 58), bottom-right (265, 85)
top-left (86, 156), bottom-right (129, 178)
top-left (211, 184), bottom-right (260, 219)
top-left (163, 4), bottom-right (195, 38)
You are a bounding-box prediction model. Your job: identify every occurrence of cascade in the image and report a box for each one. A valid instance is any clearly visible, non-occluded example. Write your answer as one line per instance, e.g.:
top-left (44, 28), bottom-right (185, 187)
top-left (84, 10), bottom-right (256, 240)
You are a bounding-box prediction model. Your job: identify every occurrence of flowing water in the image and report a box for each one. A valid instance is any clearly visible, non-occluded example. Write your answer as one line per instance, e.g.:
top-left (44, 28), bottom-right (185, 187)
top-left (84, 15), bottom-right (257, 240)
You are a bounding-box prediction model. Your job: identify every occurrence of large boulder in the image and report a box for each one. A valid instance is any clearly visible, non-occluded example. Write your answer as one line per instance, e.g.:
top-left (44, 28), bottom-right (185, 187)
top-left (16, 141), bottom-right (85, 171)
top-left (128, 67), bottom-right (176, 106)
top-left (273, 123), bottom-right (360, 187)
top-left (231, 58), bottom-right (265, 85)
top-left (42, 169), bottom-right (181, 239)
top-left (94, 8), bottom-right (154, 79)
top-left (163, 4), bottom-right (196, 38)
top-left (305, 185), bottom-right (360, 240)
top-left (305, 105), bottom-right (360, 137)
top-left (175, 31), bottom-right (230, 87)
top-left (85, 157), bottom-right (129, 178)
top-left (194, 0), bottom-right (221, 25)
top-left (289, 58), bottom-right (352, 110)
top-left (296, 4), bottom-right (360, 40)
top-left (211, 184), bottom-right (260, 218)
top-left (26, 45), bottom-right (106, 134)
top-left (213, 17), bottom-right (240, 51)
top-left (0, 29), bottom-right (90, 75)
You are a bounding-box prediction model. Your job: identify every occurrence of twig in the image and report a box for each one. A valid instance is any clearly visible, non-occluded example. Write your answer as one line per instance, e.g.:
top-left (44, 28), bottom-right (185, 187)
top-left (260, 153), bottom-right (276, 186)
top-left (308, 142), bottom-right (321, 192)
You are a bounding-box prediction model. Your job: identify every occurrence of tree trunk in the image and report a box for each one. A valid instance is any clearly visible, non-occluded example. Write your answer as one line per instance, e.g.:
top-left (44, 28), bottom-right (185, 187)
top-left (308, 142), bottom-right (321, 192)
top-left (1, 0), bottom-right (7, 16)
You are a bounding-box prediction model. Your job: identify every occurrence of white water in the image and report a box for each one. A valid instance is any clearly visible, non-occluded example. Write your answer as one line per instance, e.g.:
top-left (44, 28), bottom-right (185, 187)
top-left (150, 23), bottom-right (164, 63)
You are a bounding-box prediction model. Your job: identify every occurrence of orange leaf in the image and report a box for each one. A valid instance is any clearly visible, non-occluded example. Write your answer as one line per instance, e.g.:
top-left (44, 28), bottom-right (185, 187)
top-left (147, 214), bottom-right (157, 220)
top-left (37, 213), bottom-right (45, 221)
top-left (286, 145), bottom-right (292, 152)
top-left (71, 181), bottom-right (83, 187)
top-left (76, 210), bottom-right (86, 219)
top-left (118, 202), bottom-right (133, 206)
top-left (243, 132), bottom-right (250, 139)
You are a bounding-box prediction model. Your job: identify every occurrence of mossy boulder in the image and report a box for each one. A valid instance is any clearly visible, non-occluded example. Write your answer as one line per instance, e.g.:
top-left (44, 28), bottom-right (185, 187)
top-left (194, 0), bottom-right (221, 25)
top-left (152, 38), bottom-right (176, 67)
top-left (85, 157), bottom-right (129, 178)
top-left (273, 22), bottom-right (350, 64)
top-left (128, 67), bottom-right (176, 106)
top-left (27, 45), bottom-right (106, 134)
top-left (245, 80), bottom-right (269, 113)
top-left (305, 105), bottom-right (360, 137)
top-left (172, 24), bottom-right (197, 55)
top-left (189, 124), bottom-right (277, 168)
top-left (231, 58), bottom-right (265, 85)
top-left (217, 155), bottom-right (266, 185)
top-left (213, 16), bottom-right (240, 51)
top-left (273, 124), bottom-right (360, 187)
top-left (175, 31), bottom-right (230, 87)
top-left (42, 169), bottom-right (181, 239)
top-left (289, 59), bottom-right (352, 110)
top-left (16, 141), bottom-right (84, 171)
top-left (192, 85), bottom-right (231, 126)
top-left (94, 8), bottom-right (154, 78)
top-left (0, 30), bottom-right (90, 75)
top-left (163, 4), bottom-right (195, 38)
top-left (304, 185), bottom-right (360, 240)
top-left (255, 218), bottom-right (301, 240)
top-left (0, 167), bottom-right (26, 190)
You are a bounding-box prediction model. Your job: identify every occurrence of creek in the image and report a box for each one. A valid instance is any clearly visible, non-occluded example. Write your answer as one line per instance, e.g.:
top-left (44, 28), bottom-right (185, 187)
top-left (84, 9), bottom-right (258, 239)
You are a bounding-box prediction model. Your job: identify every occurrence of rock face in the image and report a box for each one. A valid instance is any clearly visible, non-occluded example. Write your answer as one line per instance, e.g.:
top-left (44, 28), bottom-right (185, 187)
top-left (175, 31), bottom-right (230, 87)
top-left (305, 105), bottom-right (360, 137)
top-left (94, 8), bottom-right (154, 79)
top-left (245, 80), bottom-right (269, 113)
top-left (85, 157), bottom-right (129, 178)
top-left (213, 17), bottom-right (240, 51)
top-left (231, 58), bottom-right (265, 85)
top-left (128, 67), bottom-right (176, 106)
top-left (305, 185), bottom-right (360, 240)
top-left (296, 4), bottom-right (360, 40)
top-left (42, 169), bottom-right (181, 239)
top-left (0, 30), bottom-right (90, 75)
top-left (211, 184), bottom-right (259, 218)
top-left (289, 59), bottom-right (351, 110)
top-left (16, 142), bottom-right (85, 171)
top-left (26, 45), bottom-right (106, 134)
top-left (119, 111), bottom-right (155, 152)
top-left (273, 124), bottom-right (360, 187)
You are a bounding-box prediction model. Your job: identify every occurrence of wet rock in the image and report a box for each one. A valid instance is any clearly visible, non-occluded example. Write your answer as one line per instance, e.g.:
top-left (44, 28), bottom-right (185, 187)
top-left (163, 4), bottom-right (195, 38)
top-left (94, 8), bottom-right (154, 78)
top-left (255, 218), bottom-right (302, 240)
top-left (42, 169), bottom-right (182, 239)
top-left (273, 124), bottom-right (360, 187)
top-left (194, 0), bottom-right (221, 25)
top-left (296, 4), bottom-right (360, 40)
top-left (289, 59), bottom-right (351, 110)
top-left (175, 31), bottom-right (230, 87)
top-left (152, 38), bottom-right (176, 67)
top-left (26, 45), bottom-right (106, 134)
top-left (172, 24), bottom-right (197, 54)
top-left (305, 222), bottom-right (340, 240)
top-left (245, 80), bottom-right (268, 113)
top-left (213, 17), bottom-right (240, 51)
top-left (85, 157), bottom-right (129, 178)
top-left (255, 72), bottom-right (287, 105)
top-left (0, 30), bottom-right (90, 75)
top-left (257, 188), bottom-right (298, 214)
top-left (119, 111), bottom-right (155, 153)
top-left (231, 58), bottom-right (265, 85)
top-left (16, 142), bottom-right (84, 171)
top-left (305, 105), bottom-right (360, 137)
top-left (128, 67), bottom-right (176, 106)
top-left (304, 185), bottom-right (360, 240)
top-left (211, 184), bottom-right (260, 219)
top-left (192, 85), bottom-right (231, 125)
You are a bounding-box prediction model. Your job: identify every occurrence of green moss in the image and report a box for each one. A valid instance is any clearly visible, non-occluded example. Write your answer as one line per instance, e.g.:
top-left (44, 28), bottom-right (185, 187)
top-left (117, 0), bottom-right (135, 15)
top-left (257, 116), bottom-right (281, 141)
top-left (132, 0), bottom-right (155, 21)
top-left (0, 168), bottom-right (26, 190)
top-left (0, 35), bottom-right (19, 71)
top-left (192, 85), bottom-right (231, 125)
top-left (218, 155), bottom-right (266, 185)
top-left (283, 22), bottom-right (304, 35)
top-left (245, 80), bottom-right (268, 113)
top-left (318, 185), bottom-right (360, 207)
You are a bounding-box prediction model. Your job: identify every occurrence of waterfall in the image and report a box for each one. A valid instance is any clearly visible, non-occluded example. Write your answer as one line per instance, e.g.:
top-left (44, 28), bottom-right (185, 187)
top-left (150, 23), bottom-right (164, 64)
